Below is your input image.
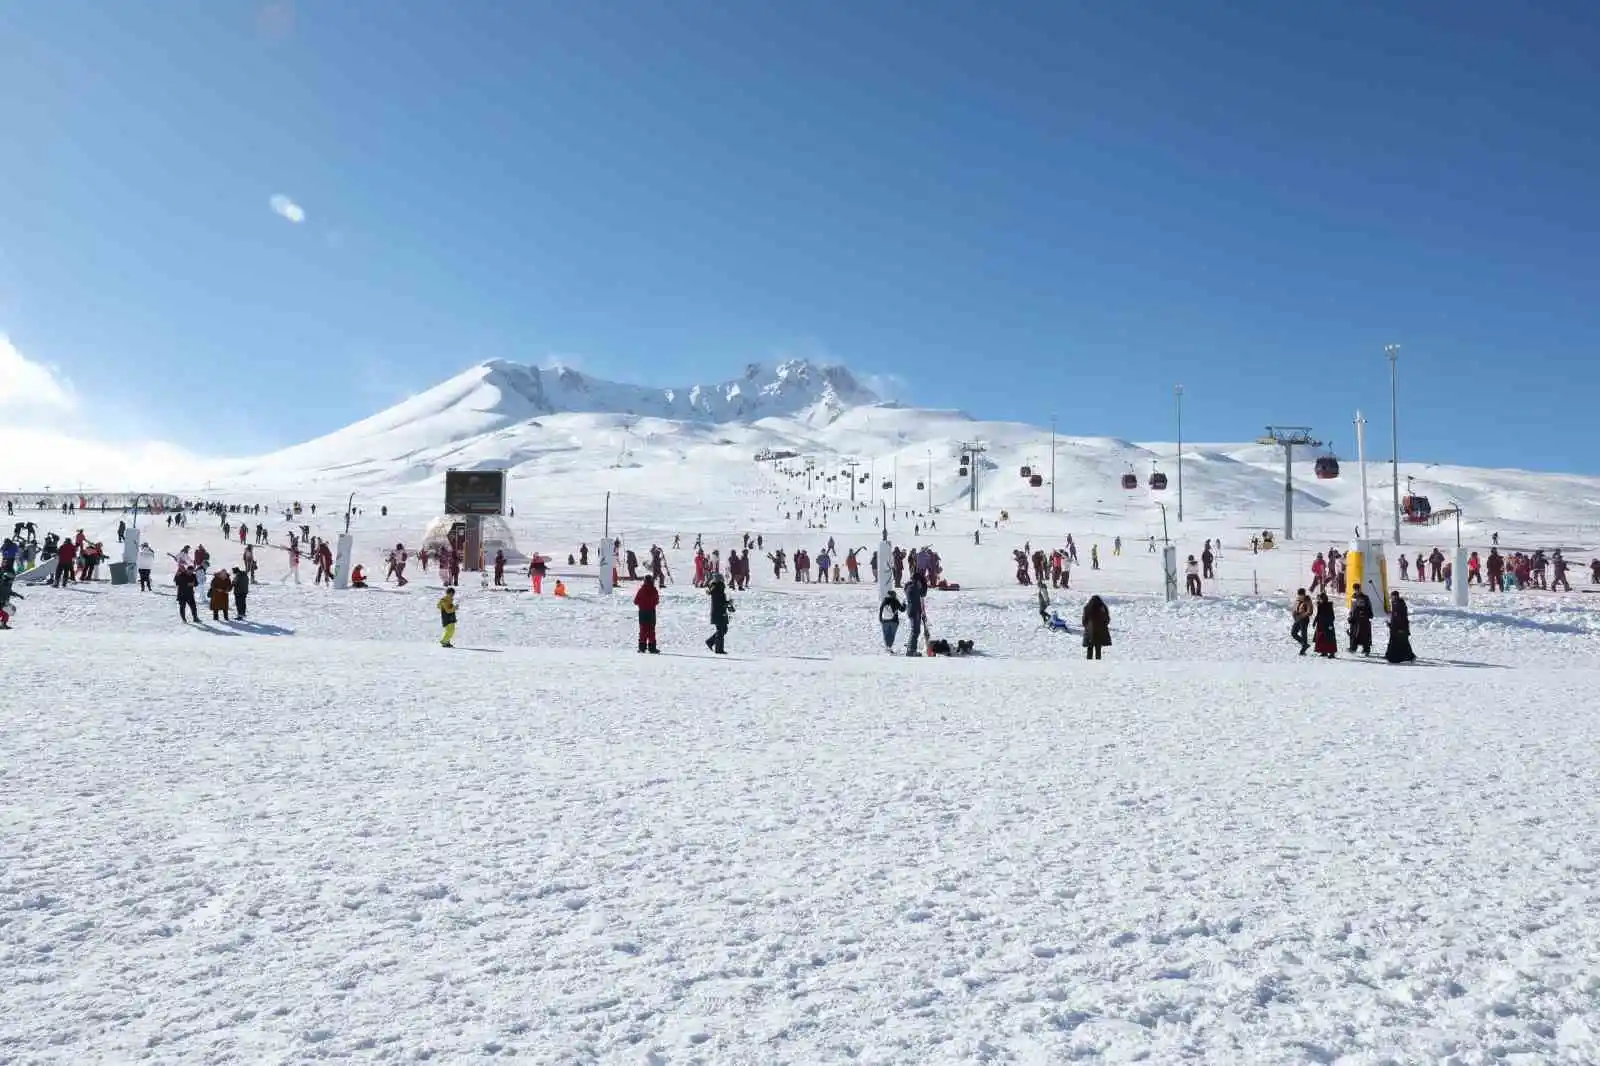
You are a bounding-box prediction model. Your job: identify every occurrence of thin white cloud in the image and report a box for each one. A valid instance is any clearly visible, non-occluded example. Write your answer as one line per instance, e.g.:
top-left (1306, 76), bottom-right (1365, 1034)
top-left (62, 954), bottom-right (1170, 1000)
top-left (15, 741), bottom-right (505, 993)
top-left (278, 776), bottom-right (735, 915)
top-left (270, 193), bottom-right (306, 224)
top-left (0, 334), bottom-right (77, 416)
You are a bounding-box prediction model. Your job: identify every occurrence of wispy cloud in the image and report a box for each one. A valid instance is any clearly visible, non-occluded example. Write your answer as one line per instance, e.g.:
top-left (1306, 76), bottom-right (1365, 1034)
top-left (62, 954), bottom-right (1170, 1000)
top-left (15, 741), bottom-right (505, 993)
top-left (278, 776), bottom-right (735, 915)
top-left (860, 371), bottom-right (907, 402)
top-left (540, 353), bottom-right (587, 373)
top-left (0, 334), bottom-right (77, 417)
top-left (269, 193), bottom-right (306, 224)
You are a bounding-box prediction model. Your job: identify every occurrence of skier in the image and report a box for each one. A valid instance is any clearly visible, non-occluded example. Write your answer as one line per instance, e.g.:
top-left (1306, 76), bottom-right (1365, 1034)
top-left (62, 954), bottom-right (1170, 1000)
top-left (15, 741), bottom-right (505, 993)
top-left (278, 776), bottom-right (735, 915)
top-left (1081, 595), bottom-right (1111, 660)
top-left (1290, 588), bottom-right (1313, 655)
top-left (879, 587), bottom-right (905, 651)
top-left (1384, 590), bottom-right (1416, 663)
top-left (1347, 586), bottom-right (1374, 656)
top-left (633, 574), bottom-right (660, 654)
top-left (437, 587), bottom-right (458, 648)
top-left (1312, 592), bottom-right (1338, 658)
top-left (903, 570), bottom-right (927, 656)
top-left (705, 572), bottom-right (732, 655)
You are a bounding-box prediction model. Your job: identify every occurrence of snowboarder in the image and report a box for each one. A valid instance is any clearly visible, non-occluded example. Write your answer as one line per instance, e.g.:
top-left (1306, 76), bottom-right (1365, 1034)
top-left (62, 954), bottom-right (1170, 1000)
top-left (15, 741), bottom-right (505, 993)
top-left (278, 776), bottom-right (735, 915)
top-left (438, 587), bottom-right (458, 648)
top-left (633, 575), bottom-right (660, 654)
top-left (1384, 590), bottom-right (1415, 663)
top-left (1081, 595), bottom-right (1111, 660)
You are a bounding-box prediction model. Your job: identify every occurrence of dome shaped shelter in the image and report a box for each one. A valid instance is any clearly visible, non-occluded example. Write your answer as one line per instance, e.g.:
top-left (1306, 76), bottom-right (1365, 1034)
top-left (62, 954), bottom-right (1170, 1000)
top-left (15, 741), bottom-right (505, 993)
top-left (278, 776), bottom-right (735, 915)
top-left (420, 514), bottom-right (527, 565)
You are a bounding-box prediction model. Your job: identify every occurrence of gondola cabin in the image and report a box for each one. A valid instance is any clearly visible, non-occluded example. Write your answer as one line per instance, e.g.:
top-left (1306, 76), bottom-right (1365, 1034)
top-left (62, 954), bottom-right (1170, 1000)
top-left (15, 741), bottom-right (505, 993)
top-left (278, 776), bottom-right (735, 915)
top-left (1315, 456), bottom-right (1340, 480)
top-left (882, 480), bottom-right (893, 490)
top-left (1120, 473), bottom-right (1139, 490)
top-left (1401, 494), bottom-right (1432, 522)
top-left (1149, 472), bottom-right (1169, 491)
top-left (915, 480), bottom-right (925, 491)
top-left (1020, 465), bottom-right (1032, 478)
top-left (1029, 474), bottom-right (1044, 488)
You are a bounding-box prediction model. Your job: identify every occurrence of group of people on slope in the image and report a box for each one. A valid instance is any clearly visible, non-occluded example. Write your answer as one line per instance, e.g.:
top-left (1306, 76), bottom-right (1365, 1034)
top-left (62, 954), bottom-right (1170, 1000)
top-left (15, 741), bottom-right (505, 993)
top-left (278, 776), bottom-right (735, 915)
top-left (1290, 586), bottom-right (1414, 663)
top-left (628, 570), bottom-right (734, 655)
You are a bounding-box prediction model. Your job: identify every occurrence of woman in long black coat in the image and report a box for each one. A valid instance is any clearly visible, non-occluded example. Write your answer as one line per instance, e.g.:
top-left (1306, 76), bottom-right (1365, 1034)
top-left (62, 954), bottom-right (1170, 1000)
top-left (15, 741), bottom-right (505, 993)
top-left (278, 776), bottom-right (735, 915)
top-left (1312, 593), bottom-right (1338, 658)
top-left (1385, 590), bottom-right (1416, 663)
top-left (1081, 595), bottom-right (1111, 660)
top-left (1347, 588), bottom-right (1373, 656)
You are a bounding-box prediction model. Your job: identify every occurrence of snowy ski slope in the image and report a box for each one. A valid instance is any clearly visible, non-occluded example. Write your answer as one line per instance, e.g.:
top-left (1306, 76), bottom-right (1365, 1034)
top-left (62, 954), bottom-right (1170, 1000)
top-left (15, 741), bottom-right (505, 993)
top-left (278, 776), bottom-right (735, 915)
top-left (4, 359), bottom-right (1600, 1064)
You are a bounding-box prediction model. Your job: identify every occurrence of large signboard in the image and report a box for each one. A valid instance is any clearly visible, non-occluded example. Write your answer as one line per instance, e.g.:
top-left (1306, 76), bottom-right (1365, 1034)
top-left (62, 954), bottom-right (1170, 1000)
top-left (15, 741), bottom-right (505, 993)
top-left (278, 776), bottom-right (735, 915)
top-left (444, 470), bottom-right (507, 516)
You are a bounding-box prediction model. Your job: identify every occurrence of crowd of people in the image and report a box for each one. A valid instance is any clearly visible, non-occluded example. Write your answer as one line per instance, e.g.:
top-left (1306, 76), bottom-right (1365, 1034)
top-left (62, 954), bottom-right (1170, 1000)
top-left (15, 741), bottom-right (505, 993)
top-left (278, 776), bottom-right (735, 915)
top-left (1289, 586), bottom-right (1415, 663)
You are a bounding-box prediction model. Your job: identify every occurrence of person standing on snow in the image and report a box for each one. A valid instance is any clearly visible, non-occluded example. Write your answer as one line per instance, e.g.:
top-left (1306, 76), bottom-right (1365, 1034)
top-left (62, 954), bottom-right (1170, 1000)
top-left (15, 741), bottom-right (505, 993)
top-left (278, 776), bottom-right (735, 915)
top-left (880, 587), bottom-right (905, 651)
top-left (1081, 595), bottom-right (1111, 660)
top-left (1347, 586), bottom-right (1374, 656)
top-left (1290, 588), bottom-right (1313, 655)
top-left (1312, 592), bottom-right (1338, 658)
top-left (705, 573), bottom-right (732, 655)
top-left (634, 574), bottom-right (660, 654)
top-left (1552, 550), bottom-right (1573, 592)
top-left (903, 571), bottom-right (927, 656)
top-left (138, 543), bottom-right (156, 591)
top-left (231, 566), bottom-right (250, 620)
top-left (437, 587), bottom-right (458, 648)
top-left (493, 550), bottom-right (506, 587)
top-left (208, 568), bottom-right (233, 621)
top-left (1384, 590), bottom-right (1416, 663)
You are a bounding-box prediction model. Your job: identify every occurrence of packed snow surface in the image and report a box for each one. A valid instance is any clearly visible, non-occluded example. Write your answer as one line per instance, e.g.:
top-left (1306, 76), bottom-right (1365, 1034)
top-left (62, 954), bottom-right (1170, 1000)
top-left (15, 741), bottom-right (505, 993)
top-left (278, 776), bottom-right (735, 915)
top-left (6, 362), bottom-right (1600, 1063)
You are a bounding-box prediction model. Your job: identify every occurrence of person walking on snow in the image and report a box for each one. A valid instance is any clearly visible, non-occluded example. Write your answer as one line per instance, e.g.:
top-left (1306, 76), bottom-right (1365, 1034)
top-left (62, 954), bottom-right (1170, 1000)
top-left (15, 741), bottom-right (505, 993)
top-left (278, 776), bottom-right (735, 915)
top-left (1185, 555), bottom-right (1203, 596)
top-left (1081, 595), bottom-right (1111, 660)
top-left (1348, 586), bottom-right (1374, 656)
top-left (880, 588), bottom-right (905, 651)
top-left (1552, 550), bottom-right (1572, 592)
top-left (1384, 590), bottom-right (1416, 663)
top-left (633, 574), bottom-right (660, 654)
top-left (1312, 592), bottom-right (1338, 658)
top-left (704, 573), bottom-right (733, 655)
top-left (437, 587), bottom-right (458, 648)
top-left (1290, 588), bottom-right (1313, 655)
top-left (175, 566), bottom-right (199, 623)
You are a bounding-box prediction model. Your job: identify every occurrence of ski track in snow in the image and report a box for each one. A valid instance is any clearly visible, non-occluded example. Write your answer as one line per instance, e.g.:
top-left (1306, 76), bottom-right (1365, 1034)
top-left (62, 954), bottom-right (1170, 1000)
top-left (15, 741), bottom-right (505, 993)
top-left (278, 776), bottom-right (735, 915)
top-left (6, 487), bottom-right (1600, 1063)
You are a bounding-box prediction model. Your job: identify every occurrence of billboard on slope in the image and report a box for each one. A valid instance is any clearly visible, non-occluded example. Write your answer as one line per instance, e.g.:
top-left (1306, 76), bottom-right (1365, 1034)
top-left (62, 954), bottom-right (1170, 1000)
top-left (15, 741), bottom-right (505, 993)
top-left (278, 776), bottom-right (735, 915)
top-left (444, 469), bottom-right (507, 516)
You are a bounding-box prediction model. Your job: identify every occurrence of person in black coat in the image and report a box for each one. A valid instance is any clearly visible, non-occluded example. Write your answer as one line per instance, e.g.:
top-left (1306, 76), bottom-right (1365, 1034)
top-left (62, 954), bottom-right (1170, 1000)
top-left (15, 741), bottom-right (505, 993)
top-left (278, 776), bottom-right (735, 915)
top-left (1385, 590), bottom-right (1416, 663)
top-left (1312, 592), bottom-right (1338, 658)
top-left (175, 566), bottom-right (199, 624)
top-left (1081, 595), bottom-right (1111, 660)
top-left (1347, 587), bottom-right (1374, 656)
top-left (705, 573), bottom-right (732, 655)
top-left (231, 567), bottom-right (250, 620)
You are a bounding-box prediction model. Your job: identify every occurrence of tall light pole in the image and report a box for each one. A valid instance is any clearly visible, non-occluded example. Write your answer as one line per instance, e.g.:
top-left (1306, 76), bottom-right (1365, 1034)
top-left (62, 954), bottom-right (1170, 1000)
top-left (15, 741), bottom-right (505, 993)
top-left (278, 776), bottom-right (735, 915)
top-left (1386, 345), bottom-right (1401, 545)
top-left (1174, 385), bottom-right (1184, 522)
top-left (1049, 416), bottom-right (1056, 514)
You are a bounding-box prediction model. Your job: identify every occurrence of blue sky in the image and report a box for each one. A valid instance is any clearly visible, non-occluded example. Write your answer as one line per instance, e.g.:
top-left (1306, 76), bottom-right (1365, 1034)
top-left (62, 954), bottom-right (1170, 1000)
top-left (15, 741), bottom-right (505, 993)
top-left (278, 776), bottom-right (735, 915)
top-left (2, 1), bottom-right (1597, 471)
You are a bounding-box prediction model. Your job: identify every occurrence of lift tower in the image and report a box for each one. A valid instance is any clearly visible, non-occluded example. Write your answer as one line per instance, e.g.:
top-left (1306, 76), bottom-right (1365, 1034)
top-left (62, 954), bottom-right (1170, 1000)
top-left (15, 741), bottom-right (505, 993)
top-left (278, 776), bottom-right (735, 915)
top-left (1256, 426), bottom-right (1321, 541)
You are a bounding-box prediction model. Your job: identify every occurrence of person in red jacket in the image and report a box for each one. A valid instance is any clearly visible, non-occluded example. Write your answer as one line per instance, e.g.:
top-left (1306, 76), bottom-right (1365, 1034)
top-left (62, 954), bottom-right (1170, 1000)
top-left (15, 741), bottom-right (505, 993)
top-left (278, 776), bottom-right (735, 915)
top-left (633, 575), bottom-right (660, 654)
top-left (52, 538), bottom-right (77, 587)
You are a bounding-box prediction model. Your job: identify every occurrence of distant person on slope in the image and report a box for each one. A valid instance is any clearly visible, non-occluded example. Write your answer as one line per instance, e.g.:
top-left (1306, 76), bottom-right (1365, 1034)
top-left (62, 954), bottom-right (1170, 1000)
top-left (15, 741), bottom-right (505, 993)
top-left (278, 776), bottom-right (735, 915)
top-left (437, 587), bottom-right (458, 648)
top-left (634, 575), bottom-right (660, 654)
